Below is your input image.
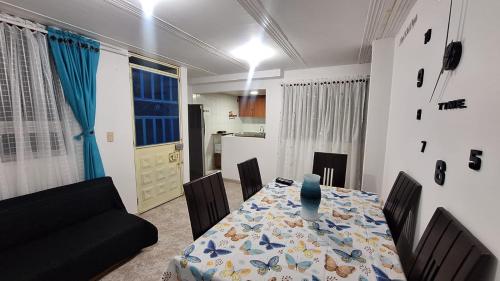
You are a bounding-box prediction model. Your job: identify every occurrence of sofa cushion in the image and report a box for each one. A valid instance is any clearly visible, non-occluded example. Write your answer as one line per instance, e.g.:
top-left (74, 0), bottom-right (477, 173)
top-left (0, 177), bottom-right (125, 251)
top-left (0, 210), bottom-right (158, 281)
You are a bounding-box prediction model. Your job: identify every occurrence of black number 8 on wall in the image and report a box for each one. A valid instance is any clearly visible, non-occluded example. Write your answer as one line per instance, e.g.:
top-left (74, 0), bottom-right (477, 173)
top-left (433, 150), bottom-right (483, 186)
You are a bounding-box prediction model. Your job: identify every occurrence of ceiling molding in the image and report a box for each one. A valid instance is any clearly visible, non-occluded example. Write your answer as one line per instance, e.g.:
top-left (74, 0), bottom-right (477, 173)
top-left (237, 0), bottom-right (306, 67)
top-left (357, 0), bottom-right (417, 63)
top-left (0, 0), bottom-right (216, 74)
top-left (383, 0), bottom-right (417, 37)
top-left (104, 0), bottom-right (248, 70)
top-left (190, 69), bottom-right (282, 85)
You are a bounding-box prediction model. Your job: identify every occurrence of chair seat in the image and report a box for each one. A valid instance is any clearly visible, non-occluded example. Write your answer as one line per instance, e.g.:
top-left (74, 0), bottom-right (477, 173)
top-left (0, 210), bottom-right (157, 281)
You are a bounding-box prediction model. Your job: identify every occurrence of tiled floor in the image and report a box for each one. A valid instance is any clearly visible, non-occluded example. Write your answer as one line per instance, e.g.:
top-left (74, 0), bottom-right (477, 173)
top-left (101, 180), bottom-right (243, 281)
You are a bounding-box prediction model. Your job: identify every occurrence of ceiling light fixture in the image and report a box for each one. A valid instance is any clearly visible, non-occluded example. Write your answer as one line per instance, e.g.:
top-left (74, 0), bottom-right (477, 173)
top-left (231, 38), bottom-right (275, 68)
top-left (250, 90), bottom-right (259, 95)
top-left (140, 0), bottom-right (161, 17)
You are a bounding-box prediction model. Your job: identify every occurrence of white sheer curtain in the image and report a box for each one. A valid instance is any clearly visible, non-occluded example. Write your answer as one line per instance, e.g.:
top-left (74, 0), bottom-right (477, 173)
top-left (0, 21), bottom-right (83, 200)
top-left (277, 78), bottom-right (369, 189)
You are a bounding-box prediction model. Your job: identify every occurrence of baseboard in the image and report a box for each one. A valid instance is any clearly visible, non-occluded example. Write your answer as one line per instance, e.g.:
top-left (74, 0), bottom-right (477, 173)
top-left (223, 178), bottom-right (240, 184)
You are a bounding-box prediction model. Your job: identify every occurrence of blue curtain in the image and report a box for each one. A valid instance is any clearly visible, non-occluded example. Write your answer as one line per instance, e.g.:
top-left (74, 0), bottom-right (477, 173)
top-left (47, 27), bottom-right (105, 180)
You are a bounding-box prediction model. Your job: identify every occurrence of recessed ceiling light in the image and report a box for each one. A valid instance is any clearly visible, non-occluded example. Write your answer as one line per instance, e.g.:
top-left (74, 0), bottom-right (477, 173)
top-left (250, 90), bottom-right (259, 95)
top-left (231, 38), bottom-right (274, 67)
top-left (140, 0), bottom-right (161, 17)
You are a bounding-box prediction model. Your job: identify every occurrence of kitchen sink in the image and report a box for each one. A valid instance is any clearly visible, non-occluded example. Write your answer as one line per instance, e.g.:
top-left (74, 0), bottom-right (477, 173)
top-left (234, 132), bottom-right (266, 138)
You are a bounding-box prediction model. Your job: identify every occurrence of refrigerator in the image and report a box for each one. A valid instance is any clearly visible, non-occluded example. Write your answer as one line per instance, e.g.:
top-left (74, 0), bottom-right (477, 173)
top-left (188, 104), bottom-right (205, 180)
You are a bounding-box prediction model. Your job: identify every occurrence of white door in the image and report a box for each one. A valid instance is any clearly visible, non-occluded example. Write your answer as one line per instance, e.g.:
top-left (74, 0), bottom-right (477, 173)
top-left (130, 55), bottom-right (183, 213)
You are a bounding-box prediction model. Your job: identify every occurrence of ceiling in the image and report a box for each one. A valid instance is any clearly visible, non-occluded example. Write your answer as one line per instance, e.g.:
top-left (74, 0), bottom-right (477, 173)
top-left (0, 0), bottom-right (416, 78)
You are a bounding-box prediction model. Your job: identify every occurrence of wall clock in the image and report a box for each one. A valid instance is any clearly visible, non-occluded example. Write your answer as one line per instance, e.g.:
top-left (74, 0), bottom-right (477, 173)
top-left (429, 0), bottom-right (462, 102)
top-left (413, 0), bottom-right (481, 186)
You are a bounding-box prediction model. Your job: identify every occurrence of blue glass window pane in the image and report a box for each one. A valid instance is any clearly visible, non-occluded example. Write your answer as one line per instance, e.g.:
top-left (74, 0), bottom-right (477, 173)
top-left (153, 73), bottom-right (161, 100)
top-left (143, 71), bottom-right (152, 99)
top-left (135, 119), bottom-right (144, 146)
top-left (132, 69), bottom-right (141, 98)
top-left (145, 119), bottom-right (154, 145)
top-left (171, 79), bottom-right (178, 102)
top-left (133, 68), bottom-right (180, 146)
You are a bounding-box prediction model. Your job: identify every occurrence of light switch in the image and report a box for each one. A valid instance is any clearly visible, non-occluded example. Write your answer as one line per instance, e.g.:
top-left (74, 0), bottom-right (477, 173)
top-left (106, 132), bottom-right (114, 142)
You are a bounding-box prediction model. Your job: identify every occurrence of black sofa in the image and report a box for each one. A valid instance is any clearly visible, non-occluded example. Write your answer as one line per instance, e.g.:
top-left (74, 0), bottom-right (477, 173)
top-left (0, 177), bottom-right (158, 281)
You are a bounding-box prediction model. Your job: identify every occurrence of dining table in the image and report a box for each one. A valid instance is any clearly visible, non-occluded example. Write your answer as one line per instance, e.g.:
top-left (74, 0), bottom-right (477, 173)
top-left (162, 180), bottom-right (406, 281)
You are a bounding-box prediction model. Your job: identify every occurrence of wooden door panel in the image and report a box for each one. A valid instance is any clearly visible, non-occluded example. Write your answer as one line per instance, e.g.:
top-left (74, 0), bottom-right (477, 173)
top-left (135, 144), bottom-right (183, 213)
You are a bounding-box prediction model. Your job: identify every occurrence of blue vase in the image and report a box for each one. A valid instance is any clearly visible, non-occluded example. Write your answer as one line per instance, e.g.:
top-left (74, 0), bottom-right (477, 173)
top-left (300, 174), bottom-right (322, 221)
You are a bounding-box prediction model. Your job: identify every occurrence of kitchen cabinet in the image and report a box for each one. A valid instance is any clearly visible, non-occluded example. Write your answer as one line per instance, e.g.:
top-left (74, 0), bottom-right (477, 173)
top-left (238, 95), bottom-right (266, 117)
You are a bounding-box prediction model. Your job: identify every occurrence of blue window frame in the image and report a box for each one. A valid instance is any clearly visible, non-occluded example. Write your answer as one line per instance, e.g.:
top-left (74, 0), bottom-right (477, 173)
top-left (132, 68), bottom-right (180, 147)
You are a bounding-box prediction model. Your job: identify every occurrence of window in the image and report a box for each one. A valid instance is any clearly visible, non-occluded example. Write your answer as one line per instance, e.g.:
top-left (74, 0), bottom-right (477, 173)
top-left (0, 31), bottom-right (67, 162)
top-left (130, 56), bottom-right (180, 147)
top-left (0, 21), bottom-right (83, 200)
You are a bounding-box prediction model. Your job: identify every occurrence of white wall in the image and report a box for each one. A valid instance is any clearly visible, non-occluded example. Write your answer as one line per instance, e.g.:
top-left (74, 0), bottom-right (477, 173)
top-left (190, 64), bottom-right (371, 184)
top-left (95, 50), bottom-right (190, 214)
top-left (362, 38), bottom-right (395, 194)
top-left (382, 0), bottom-right (500, 278)
top-left (95, 50), bottom-right (137, 213)
top-left (180, 67), bottom-right (190, 184)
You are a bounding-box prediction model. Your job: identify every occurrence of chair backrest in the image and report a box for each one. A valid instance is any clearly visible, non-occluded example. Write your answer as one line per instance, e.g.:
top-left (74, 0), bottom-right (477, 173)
top-left (312, 152), bottom-right (347, 187)
top-left (383, 171), bottom-right (421, 272)
top-left (407, 207), bottom-right (493, 281)
top-left (183, 172), bottom-right (230, 240)
top-left (237, 158), bottom-right (263, 201)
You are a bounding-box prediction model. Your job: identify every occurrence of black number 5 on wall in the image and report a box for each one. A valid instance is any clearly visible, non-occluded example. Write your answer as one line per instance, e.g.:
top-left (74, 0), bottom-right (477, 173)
top-left (434, 160), bottom-right (446, 185)
top-left (469, 150), bottom-right (482, 171)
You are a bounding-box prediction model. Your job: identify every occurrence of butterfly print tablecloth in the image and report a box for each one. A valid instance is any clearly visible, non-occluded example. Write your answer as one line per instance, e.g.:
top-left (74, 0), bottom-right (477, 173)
top-left (162, 182), bottom-right (406, 281)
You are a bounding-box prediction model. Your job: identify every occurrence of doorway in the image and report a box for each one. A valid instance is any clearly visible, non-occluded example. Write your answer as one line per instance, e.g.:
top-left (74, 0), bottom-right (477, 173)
top-left (130, 55), bottom-right (183, 213)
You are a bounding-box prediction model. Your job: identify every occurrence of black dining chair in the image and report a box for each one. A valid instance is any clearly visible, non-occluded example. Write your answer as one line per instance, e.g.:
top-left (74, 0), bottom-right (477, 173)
top-left (237, 158), bottom-right (263, 201)
top-left (383, 171), bottom-right (421, 272)
top-left (406, 207), bottom-right (493, 281)
top-left (312, 152), bottom-right (347, 187)
top-left (183, 172), bottom-right (230, 240)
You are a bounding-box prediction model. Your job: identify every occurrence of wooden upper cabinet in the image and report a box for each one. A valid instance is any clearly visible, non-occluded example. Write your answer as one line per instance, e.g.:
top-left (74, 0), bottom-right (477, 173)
top-left (238, 95), bottom-right (266, 117)
top-left (254, 96), bottom-right (266, 117)
top-left (238, 96), bottom-right (252, 117)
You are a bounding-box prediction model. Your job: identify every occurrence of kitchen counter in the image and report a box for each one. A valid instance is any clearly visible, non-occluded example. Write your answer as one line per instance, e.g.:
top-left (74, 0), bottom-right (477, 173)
top-left (221, 135), bottom-right (270, 181)
top-left (233, 132), bottom-right (266, 138)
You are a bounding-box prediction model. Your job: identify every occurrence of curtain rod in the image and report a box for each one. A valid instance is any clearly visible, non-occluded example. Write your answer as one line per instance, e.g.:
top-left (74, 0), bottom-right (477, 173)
top-left (0, 13), bottom-right (46, 33)
top-left (281, 76), bottom-right (370, 87)
top-left (0, 13), bottom-right (128, 56)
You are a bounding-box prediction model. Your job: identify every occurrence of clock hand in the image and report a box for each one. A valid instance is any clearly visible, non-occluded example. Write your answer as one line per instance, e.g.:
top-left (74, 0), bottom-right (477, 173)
top-left (443, 0), bottom-right (453, 52)
top-left (429, 0), bottom-right (454, 103)
top-left (429, 68), bottom-right (444, 102)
